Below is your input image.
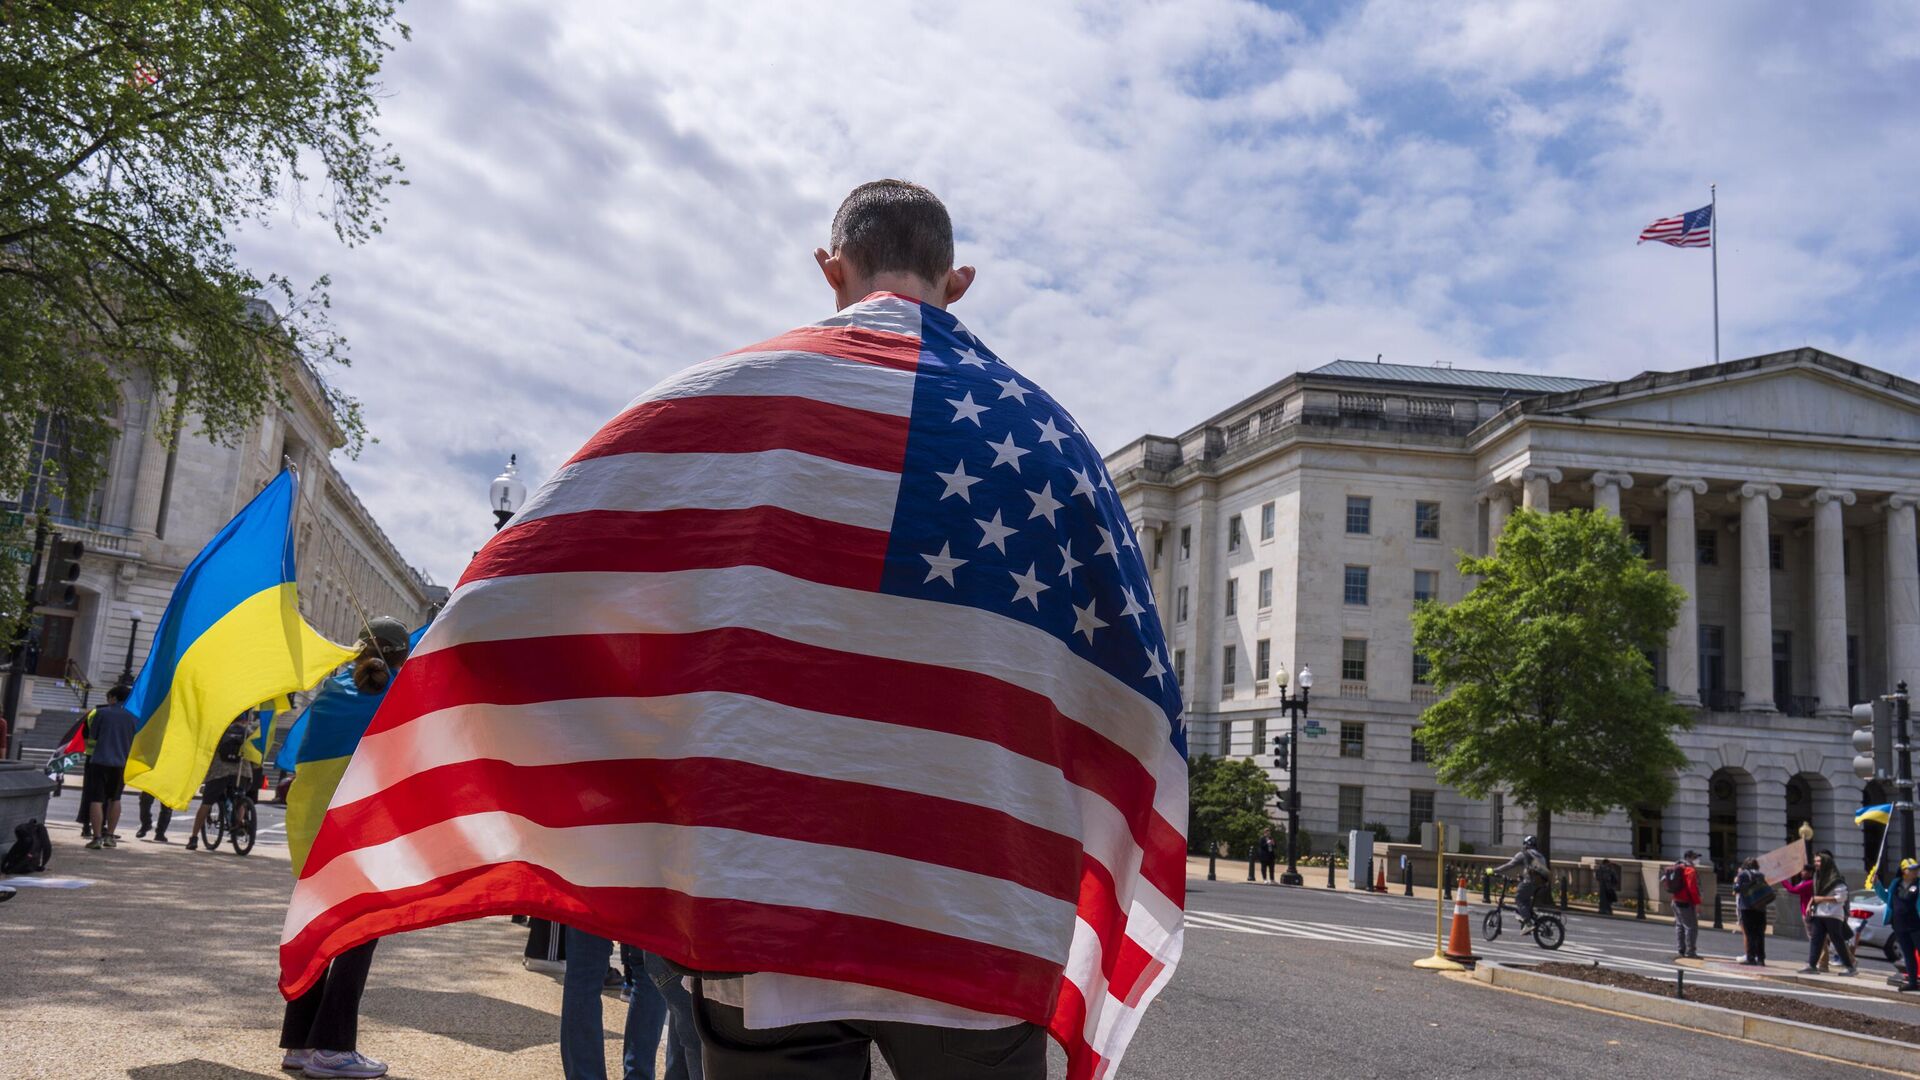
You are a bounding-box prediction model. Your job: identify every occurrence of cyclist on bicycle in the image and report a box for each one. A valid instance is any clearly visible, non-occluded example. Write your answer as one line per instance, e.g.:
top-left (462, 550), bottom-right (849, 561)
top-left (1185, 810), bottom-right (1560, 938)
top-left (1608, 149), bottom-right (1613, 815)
top-left (1489, 835), bottom-right (1552, 929)
top-left (184, 715), bottom-right (254, 851)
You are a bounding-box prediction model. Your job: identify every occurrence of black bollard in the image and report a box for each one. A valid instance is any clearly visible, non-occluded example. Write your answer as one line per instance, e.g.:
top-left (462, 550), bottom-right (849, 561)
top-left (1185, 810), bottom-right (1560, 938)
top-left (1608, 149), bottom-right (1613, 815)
top-left (1713, 890), bottom-right (1724, 931)
top-left (1443, 865), bottom-right (1453, 900)
top-left (1207, 848), bottom-right (1217, 881)
top-left (1326, 854), bottom-right (1336, 889)
top-left (1481, 871), bottom-right (1491, 904)
top-left (1636, 873), bottom-right (1647, 920)
top-left (1247, 849), bottom-right (1257, 882)
top-left (1559, 875), bottom-right (1569, 912)
top-left (1364, 857), bottom-right (1373, 892)
top-left (1675, 969), bottom-right (1685, 1000)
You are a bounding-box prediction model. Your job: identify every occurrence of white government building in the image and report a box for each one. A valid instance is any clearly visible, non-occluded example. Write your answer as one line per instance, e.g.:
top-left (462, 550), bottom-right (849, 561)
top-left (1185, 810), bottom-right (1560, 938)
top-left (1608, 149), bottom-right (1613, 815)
top-left (5, 312), bottom-right (441, 754)
top-left (1107, 348), bottom-right (1920, 876)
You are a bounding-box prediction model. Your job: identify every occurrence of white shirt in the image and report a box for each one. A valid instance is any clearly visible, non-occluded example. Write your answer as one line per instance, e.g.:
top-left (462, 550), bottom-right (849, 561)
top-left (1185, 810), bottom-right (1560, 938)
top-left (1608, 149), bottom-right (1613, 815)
top-left (699, 973), bottom-right (1023, 1031)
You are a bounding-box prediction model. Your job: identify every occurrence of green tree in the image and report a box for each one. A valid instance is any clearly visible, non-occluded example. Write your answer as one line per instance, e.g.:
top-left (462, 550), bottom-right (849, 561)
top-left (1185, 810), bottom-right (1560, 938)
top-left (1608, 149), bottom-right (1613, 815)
top-left (1188, 753), bottom-right (1273, 859)
top-left (0, 1), bottom-right (407, 552)
top-left (1411, 508), bottom-right (1691, 858)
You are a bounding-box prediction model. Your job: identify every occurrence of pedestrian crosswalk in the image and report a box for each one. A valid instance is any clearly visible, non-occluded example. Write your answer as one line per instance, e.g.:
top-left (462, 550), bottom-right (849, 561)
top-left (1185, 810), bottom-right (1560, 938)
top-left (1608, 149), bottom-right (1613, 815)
top-left (1185, 908), bottom-right (1611, 965)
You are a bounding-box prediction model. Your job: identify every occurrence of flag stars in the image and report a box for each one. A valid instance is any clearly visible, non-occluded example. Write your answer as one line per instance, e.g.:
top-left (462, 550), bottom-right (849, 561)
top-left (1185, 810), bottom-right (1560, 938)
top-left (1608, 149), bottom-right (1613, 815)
top-left (1072, 599), bottom-right (1108, 643)
top-left (1119, 586), bottom-right (1147, 626)
top-left (956, 346), bottom-right (990, 369)
top-left (1033, 417), bottom-right (1068, 450)
top-left (935, 461), bottom-right (983, 503)
top-left (947, 392), bottom-right (989, 426)
top-left (1026, 481), bottom-right (1064, 526)
top-left (922, 542), bottom-right (966, 586)
top-left (986, 432), bottom-right (1030, 472)
top-left (1144, 649), bottom-right (1168, 683)
top-left (1093, 526), bottom-right (1119, 561)
top-left (994, 376), bottom-right (1032, 404)
top-left (975, 510), bottom-right (1017, 554)
top-left (1008, 564), bottom-right (1049, 609)
top-left (1068, 467), bottom-right (1098, 503)
top-left (1057, 541), bottom-right (1082, 584)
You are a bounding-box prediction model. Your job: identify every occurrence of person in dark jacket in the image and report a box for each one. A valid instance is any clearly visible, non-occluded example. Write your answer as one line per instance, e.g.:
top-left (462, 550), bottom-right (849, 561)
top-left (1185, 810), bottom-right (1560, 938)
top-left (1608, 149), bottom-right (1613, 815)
top-left (1257, 829), bottom-right (1277, 883)
top-left (1732, 858), bottom-right (1769, 966)
top-left (1596, 858), bottom-right (1621, 916)
top-left (1875, 857), bottom-right (1920, 992)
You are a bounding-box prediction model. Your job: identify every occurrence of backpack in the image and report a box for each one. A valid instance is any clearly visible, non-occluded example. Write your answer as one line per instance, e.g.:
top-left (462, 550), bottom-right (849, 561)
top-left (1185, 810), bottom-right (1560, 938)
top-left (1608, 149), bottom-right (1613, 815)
top-left (2, 819), bottom-right (53, 874)
top-left (215, 722), bottom-right (249, 764)
top-left (1659, 863), bottom-right (1685, 894)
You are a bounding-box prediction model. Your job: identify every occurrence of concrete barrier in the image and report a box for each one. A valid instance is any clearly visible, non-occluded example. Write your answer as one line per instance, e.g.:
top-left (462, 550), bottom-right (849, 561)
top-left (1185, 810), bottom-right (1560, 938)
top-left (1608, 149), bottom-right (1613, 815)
top-left (0, 759), bottom-right (54, 849)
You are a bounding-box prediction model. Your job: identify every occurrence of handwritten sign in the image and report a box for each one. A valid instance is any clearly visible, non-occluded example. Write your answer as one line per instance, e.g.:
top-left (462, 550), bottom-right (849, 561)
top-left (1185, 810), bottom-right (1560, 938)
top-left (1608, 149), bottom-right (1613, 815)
top-left (1755, 839), bottom-right (1809, 884)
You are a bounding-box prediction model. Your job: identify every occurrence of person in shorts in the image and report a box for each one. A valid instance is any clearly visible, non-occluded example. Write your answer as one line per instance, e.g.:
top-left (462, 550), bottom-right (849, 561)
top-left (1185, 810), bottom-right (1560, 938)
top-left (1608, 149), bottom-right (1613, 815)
top-left (82, 685), bottom-right (138, 850)
top-left (185, 716), bottom-right (253, 851)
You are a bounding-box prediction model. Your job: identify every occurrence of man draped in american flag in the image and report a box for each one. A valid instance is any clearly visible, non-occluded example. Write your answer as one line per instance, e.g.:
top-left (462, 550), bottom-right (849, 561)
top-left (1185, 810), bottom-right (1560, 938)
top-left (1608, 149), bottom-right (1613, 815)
top-left (280, 180), bottom-right (1188, 1079)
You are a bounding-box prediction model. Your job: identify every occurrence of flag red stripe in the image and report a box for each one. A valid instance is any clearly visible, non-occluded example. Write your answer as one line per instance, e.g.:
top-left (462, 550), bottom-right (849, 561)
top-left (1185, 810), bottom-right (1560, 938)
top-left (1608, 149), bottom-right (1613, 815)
top-left (1049, 980), bottom-right (1101, 1080)
top-left (280, 860), bottom-right (1062, 1019)
top-left (370, 628), bottom-right (1172, 870)
top-left (300, 755), bottom-right (1082, 904)
top-left (567, 395), bottom-right (911, 473)
top-left (459, 507), bottom-right (889, 592)
top-left (725, 326), bottom-right (923, 372)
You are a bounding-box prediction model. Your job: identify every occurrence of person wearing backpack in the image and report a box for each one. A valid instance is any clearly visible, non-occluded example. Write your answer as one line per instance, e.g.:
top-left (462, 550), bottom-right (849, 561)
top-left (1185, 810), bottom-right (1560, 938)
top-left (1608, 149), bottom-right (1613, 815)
top-left (1732, 858), bottom-right (1774, 965)
top-left (184, 715), bottom-right (253, 852)
top-left (1488, 836), bottom-right (1553, 929)
top-left (1663, 851), bottom-right (1703, 959)
top-left (1874, 857), bottom-right (1920, 992)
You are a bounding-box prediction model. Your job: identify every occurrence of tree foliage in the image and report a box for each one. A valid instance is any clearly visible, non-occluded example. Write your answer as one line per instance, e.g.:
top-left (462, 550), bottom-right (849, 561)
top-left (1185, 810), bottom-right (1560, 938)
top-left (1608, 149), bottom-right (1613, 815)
top-left (1411, 508), bottom-right (1692, 855)
top-left (0, 0), bottom-right (408, 510)
top-left (1188, 754), bottom-right (1273, 858)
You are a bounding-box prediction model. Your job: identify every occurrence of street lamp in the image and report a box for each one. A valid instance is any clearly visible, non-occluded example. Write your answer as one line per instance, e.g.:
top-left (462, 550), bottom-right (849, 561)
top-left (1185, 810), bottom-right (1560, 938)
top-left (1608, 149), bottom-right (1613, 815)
top-left (489, 455), bottom-right (527, 532)
top-left (1274, 662), bottom-right (1313, 886)
top-left (120, 607), bottom-right (144, 684)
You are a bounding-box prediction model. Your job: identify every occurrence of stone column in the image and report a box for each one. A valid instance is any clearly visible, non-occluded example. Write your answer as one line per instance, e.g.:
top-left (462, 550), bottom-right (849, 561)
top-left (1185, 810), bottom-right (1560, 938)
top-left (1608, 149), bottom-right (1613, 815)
top-left (1751, 777), bottom-right (1789, 855)
top-left (1809, 488), bottom-right (1855, 717)
top-left (1884, 494), bottom-right (1920, 693)
top-left (1665, 478), bottom-right (1707, 707)
top-left (1588, 470), bottom-right (1634, 520)
top-left (1668, 772), bottom-right (1712, 863)
top-left (1522, 466), bottom-right (1561, 512)
top-left (126, 395), bottom-right (172, 541)
top-left (1480, 486), bottom-right (1514, 554)
top-left (1733, 483), bottom-right (1781, 712)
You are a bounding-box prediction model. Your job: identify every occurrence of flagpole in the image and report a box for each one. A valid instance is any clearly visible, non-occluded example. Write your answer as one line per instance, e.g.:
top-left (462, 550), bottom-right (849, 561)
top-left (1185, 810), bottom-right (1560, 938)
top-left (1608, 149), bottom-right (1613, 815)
top-left (1710, 183), bottom-right (1720, 364)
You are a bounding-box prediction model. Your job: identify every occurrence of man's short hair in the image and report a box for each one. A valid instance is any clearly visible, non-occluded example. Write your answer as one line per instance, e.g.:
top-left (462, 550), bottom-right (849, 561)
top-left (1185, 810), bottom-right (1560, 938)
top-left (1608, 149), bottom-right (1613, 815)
top-left (829, 180), bottom-right (953, 285)
top-left (106, 684), bottom-right (131, 704)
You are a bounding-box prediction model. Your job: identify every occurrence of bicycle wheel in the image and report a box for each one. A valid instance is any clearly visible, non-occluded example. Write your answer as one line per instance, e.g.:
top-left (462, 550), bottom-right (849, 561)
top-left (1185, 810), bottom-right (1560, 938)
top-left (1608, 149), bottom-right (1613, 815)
top-left (1482, 910), bottom-right (1502, 942)
top-left (1533, 915), bottom-right (1565, 950)
top-left (229, 800), bottom-right (256, 856)
top-left (200, 803), bottom-right (225, 850)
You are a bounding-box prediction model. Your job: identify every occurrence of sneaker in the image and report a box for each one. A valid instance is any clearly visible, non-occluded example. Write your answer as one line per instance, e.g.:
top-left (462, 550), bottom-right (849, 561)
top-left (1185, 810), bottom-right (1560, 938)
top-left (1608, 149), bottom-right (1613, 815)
top-left (102, 836), bottom-right (117, 848)
top-left (303, 1049), bottom-right (387, 1078)
top-left (1899, 984), bottom-right (1920, 993)
top-left (282, 1049), bottom-right (311, 1071)
top-left (185, 836), bottom-right (198, 851)
top-left (1796, 966), bottom-right (1819, 975)
top-left (86, 838), bottom-right (102, 850)
top-left (523, 958), bottom-right (564, 975)
top-left (153, 834), bottom-right (171, 843)
top-left (1839, 967), bottom-right (1858, 977)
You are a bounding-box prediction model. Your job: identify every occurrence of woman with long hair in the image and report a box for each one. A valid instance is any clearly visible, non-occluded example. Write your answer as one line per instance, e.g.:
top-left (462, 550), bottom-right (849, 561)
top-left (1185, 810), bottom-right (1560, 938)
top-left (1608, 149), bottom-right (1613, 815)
top-left (1798, 849), bottom-right (1858, 977)
top-left (1732, 858), bottom-right (1771, 965)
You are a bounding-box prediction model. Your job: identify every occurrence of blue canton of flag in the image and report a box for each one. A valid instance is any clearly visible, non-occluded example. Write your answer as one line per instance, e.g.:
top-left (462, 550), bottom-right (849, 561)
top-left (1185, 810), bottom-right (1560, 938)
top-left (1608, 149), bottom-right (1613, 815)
top-left (876, 305), bottom-right (1185, 756)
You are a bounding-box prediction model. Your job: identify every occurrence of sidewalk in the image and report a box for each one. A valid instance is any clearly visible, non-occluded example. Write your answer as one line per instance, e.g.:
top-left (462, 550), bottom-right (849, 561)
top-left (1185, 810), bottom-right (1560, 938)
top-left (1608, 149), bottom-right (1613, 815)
top-left (0, 790), bottom-right (643, 1079)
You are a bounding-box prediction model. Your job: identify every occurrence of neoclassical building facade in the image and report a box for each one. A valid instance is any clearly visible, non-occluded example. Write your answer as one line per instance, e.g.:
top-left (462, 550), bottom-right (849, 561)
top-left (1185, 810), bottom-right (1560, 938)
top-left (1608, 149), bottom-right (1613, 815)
top-left (1107, 349), bottom-right (1920, 874)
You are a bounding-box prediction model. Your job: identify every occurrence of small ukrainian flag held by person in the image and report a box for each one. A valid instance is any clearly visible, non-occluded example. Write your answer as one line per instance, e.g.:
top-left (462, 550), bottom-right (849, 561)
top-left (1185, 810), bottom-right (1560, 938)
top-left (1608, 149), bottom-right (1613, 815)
top-left (125, 469), bottom-right (357, 808)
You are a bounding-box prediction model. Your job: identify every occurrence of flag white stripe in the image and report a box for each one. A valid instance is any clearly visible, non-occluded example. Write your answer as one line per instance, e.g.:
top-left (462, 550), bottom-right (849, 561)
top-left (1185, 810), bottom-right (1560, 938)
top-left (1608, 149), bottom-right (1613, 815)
top-left (639, 349), bottom-right (918, 418)
top-left (511, 450), bottom-right (902, 533)
top-left (816, 293), bottom-right (924, 338)
top-left (286, 814), bottom-right (1076, 960)
top-left (415, 566), bottom-right (1189, 827)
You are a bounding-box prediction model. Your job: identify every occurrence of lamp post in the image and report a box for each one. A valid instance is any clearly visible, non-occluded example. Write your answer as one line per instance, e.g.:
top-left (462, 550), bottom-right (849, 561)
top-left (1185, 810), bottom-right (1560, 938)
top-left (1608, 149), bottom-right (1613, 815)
top-left (489, 455), bottom-right (527, 532)
top-left (120, 608), bottom-right (144, 684)
top-left (1274, 663), bottom-right (1312, 886)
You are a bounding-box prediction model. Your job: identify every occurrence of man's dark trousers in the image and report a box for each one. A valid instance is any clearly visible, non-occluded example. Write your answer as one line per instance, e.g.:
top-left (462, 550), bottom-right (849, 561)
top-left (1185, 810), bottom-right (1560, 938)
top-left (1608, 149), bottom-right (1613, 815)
top-left (137, 791), bottom-right (171, 839)
top-left (282, 940), bottom-right (378, 1051)
top-left (691, 986), bottom-right (1045, 1079)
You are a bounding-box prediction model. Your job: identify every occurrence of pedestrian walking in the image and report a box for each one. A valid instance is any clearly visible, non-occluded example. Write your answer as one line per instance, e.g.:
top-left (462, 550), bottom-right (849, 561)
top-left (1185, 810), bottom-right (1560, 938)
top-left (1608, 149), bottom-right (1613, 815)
top-left (1796, 849), bottom-right (1858, 977)
top-left (1874, 857), bottom-right (1920, 992)
top-left (134, 790), bottom-right (172, 843)
top-left (1596, 858), bottom-right (1620, 916)
top-left (1732, 858), bottom-right (1773, 965)
top-left (1779, 864), bottom-right (1831, 971)
top-left (81, 685), bottom-right (138, 850)
top-left (560, 927), bottom-right (667, 1080)
top-left (1258, 829), bottom-right (1277, 883)
top-left (1662, 850), bottom-right (1703, 959)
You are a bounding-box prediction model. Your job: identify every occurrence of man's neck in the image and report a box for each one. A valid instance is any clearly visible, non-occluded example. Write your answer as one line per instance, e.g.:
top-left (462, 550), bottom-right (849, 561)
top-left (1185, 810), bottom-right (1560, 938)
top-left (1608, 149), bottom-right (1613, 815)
top-left (844, 273), bottom-right (944, 310)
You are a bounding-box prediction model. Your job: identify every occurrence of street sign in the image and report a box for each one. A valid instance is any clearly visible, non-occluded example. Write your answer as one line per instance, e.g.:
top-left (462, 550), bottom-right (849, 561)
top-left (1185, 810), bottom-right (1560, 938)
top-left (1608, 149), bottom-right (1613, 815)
top-left (3, 547), bottom-right (28, 565)
top-left (1303, 720), bottom-right (1326, 738)
top-left (0, 511), bottom-right (22, 528)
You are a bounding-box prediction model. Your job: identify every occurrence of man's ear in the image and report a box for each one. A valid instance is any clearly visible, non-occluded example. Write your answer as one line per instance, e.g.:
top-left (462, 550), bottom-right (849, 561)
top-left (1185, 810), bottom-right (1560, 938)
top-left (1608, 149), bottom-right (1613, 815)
top-left (815, 248), bottom-right (846, 293)
top-left (943, 264), bottom-right (977, 307)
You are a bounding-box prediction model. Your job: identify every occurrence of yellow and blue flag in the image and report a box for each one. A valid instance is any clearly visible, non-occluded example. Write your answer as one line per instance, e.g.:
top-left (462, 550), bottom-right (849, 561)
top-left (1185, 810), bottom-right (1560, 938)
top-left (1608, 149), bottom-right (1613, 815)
top-left (246, 695), bottom-right (294, 766)
top-left (125, 469), bottom-right (357, 808)
top-left (1857, 803), bottom-right (1893, 827)
top-left (286, 670), bottom-right (392, 875)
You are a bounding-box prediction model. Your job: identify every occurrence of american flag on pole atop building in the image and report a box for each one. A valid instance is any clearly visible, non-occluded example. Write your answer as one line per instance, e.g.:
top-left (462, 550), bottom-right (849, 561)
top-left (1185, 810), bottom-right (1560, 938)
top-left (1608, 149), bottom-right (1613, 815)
top-left (1637, 203), bottom-right (1714, 247)
top-left (278, 293), bottom-right (1189, 1079)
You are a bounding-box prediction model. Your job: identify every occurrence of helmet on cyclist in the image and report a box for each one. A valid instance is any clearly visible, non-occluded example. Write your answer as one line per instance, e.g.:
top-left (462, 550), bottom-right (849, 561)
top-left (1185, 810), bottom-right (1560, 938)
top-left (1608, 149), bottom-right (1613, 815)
top-left (1521, 835), bottom-right (1537, 848)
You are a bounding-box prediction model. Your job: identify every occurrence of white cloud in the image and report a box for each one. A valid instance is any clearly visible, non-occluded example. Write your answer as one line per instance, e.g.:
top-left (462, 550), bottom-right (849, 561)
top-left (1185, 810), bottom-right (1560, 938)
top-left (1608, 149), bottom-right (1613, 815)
top-left (233, 0), bottom-right (1920, 586)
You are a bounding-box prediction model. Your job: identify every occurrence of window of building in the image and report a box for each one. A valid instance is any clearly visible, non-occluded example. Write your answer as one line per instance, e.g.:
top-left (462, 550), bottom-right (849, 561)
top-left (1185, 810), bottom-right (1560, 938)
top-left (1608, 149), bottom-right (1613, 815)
top-left (1631, 804), bottom-right (1662, 860)
top-left (1252, 714), bottom-right (1267, 748)
top-left (1411, 725), bottom-right (1430, 763)
top-left (1413, 652), bottom-right (1432, 685)
top-left (1342, 638), bottom-right (1367, 682)
top-left (1222, 644), bottom-right (1237, 698)
top-left (1346, 495), bottom-right (1372, 535)
top-left (1338, 785), bottom-right (1365, 836)
top-left (1179, 526), bottom-right (1191, 561)
top-left (1173, 649), bottom-right (1186, 688)
top-left (1224, 578), bottom-right (1238, 616)
top-left (1414, 501), bottom-right (1440, 540)
top-left (1258, 568), bottom-right (1273, 609)
top-left (1773, 631), bottom-right (1792, 702)
top-left (14, 414), bottom-right (104, 525)
top-left (1340, 722), bottom-right (1365, 758)
top-left (1408, 790), bottom-right (1436, 840)
top-left (1228, 515), bottom-right (1243, 552)
top-left (1151, 535), bottom-right (1162, 570)
top-left (1260, 501), bottom-right (1275, 541)
top-left (1768, 533), bottom-right (1784, 571)
top-left (1413, 569), bottom-right (1437, 604)
top-left (1696, 528), bottom-right (1718, 566)
top-left (1176, 586), bottom-right (1189, 623)
top-left (1343, 565), bottom-right (1369, 606)
top-left (1698, 624), bottom-right (1725, 698)
top-left (1218, 723), bottom-right (1231, 757)
top-left (1629, 524), bottom-right (1653, 559)
top-left (1255, 638), bottom-right (1271, 683)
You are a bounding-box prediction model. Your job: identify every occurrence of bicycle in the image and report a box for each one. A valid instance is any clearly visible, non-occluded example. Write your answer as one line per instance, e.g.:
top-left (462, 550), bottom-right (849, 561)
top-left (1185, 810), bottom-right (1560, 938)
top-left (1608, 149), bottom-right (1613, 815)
top-left (1481, 875), bottom-right (1565, 950)
top-left (195, 781), bottom-right (257, 856)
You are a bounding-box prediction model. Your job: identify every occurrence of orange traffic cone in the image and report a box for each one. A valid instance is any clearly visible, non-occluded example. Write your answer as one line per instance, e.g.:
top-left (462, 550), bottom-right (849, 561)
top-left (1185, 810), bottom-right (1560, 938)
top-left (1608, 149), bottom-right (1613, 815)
top-left (1375, 863), bottom-right (1387, 893)
top-left (1445, 878), bottom-right (1479, 963)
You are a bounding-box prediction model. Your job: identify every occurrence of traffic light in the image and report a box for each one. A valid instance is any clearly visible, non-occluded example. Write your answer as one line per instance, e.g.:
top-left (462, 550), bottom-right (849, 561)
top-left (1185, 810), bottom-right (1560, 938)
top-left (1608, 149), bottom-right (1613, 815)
top-left (40, 539), bottom-right (82, 607)
top-left (1271, 733), bottom-right (1291, 770)
top-left (1854, 698), bottom-right (1893, 780)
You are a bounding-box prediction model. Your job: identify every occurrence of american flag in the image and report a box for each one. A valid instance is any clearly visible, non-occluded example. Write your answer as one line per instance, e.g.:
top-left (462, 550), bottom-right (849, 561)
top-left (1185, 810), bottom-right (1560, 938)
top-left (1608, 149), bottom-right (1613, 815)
top-left (1637, 203), bottom-right (1713, 247)
top-left (279, 293), bottom-right (1189, 1079)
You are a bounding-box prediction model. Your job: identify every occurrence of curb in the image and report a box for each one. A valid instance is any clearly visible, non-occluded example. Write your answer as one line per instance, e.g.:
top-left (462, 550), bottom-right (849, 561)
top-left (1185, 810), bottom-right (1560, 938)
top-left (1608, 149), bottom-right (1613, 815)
top-left (1471, 962), bottom-right (1919, 1075)
top-left (1675, 956), bottom-right (1920, 1008)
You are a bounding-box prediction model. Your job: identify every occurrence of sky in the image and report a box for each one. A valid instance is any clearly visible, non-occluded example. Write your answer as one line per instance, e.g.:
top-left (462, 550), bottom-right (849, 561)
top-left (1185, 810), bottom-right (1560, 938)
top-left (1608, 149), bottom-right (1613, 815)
top-left (235, 0), bottom-right (1920, 589)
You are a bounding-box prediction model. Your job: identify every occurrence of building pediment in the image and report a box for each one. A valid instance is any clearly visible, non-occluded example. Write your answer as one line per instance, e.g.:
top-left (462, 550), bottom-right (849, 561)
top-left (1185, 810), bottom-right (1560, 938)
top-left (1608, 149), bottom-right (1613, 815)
top-left (1525, 350), bottom-right (1920, 442)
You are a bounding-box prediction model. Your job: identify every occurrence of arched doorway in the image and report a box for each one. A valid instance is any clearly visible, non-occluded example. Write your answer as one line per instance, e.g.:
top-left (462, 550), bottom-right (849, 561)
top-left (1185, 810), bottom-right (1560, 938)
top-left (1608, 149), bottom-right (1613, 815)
top-left (1785, 773), bottom-right (1834, 845)
top-left (1708, 768), bottom-right (1755, 880)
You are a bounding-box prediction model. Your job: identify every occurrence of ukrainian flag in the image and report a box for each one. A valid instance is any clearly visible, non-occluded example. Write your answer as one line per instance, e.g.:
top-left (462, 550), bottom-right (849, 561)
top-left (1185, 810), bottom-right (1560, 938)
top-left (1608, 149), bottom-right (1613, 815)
top-left (1857, 803), bottom-right (1893, 827)
top-left (286, 670), bottom-right (391, 875)
top-left (125, 470), bottom-right (357, 808)
top-left (247, 695), bottom-right (295, 766)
